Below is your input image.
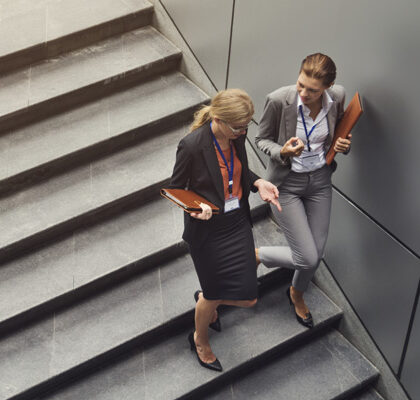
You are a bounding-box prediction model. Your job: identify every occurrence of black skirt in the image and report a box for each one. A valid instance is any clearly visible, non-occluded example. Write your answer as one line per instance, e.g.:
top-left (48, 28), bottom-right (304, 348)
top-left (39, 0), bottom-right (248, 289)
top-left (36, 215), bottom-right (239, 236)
top-left (189, 205), bottom-right (257, 300)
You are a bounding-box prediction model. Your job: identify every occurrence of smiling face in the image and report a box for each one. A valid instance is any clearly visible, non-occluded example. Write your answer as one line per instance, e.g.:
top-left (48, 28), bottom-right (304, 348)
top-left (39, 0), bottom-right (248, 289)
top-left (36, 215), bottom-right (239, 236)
top-left (296, 72), bottom-right (328, 107)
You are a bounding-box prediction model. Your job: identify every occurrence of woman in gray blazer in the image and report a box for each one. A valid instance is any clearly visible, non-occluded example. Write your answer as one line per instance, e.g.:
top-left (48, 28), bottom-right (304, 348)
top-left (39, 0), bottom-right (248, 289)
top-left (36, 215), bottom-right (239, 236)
top-left (255, 53), bottom-right (351, 328)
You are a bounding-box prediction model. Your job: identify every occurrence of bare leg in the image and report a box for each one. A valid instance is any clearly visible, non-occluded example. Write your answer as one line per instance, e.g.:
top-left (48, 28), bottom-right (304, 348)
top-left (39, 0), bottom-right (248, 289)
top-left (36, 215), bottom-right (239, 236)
top-left (219, 298), bottom-right (257, 308)
top-left (194, 296), bottom-right (220, 363)
top-left (255, 248), bottom-right (261, 268)
top-left (196, 291), bottom-right (218, 324)
top-left (194, 296), bottom-right (257, 363)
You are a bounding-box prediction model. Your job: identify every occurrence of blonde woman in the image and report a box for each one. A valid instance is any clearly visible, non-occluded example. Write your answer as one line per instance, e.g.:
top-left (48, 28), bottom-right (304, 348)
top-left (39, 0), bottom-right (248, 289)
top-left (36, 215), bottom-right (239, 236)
top-left (169, 89), bottom-right (280, 372)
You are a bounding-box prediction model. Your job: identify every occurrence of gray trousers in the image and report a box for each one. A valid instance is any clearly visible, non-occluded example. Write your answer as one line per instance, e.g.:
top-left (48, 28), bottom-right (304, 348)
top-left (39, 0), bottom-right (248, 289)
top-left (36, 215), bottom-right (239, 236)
top-left (259, 164), bottom-right (332, 292)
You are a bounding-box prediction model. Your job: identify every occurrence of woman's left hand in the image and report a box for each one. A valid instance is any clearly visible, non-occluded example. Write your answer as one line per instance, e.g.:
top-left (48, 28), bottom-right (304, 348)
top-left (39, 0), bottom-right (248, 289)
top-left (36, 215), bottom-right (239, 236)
top-left (254, 179), bottom-right (282, 212)
top-left (334, 133), bottom-right (352, 153)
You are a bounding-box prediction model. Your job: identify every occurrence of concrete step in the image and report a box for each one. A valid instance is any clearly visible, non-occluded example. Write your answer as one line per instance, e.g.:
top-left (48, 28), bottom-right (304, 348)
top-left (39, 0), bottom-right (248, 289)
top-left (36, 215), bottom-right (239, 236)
top-left (349, 389), bottom-right (385, 400)
top-left (0, 0), bottom-right (154, 74)
top-left (1, 276), bottom-right (342, 400)
top-left (200, 330), bottom-right (379, 400)
top-left (0, 195), bottom-right (271, 334)
top-left (0, 84), bottom-right (208, 261)
top-left (0, 25), bottom-right (181, 132)
top-left (0, 71), bottom-right (208, 193)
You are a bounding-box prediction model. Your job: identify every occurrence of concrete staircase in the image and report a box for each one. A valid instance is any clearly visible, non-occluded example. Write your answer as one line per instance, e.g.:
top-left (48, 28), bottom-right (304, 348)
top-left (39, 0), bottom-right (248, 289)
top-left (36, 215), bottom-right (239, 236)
top-left (0, 1), bottom-right (384, 399)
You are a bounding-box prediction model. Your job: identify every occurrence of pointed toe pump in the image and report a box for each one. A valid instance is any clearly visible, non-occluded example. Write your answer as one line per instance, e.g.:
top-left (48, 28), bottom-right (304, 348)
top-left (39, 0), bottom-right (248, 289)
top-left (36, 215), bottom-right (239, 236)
top-left (194, 290), bottom-right (222, 332)
top-left (286, 287), bottom-right (314, 329)
top-left (187, 332), bottom-right (223, 372)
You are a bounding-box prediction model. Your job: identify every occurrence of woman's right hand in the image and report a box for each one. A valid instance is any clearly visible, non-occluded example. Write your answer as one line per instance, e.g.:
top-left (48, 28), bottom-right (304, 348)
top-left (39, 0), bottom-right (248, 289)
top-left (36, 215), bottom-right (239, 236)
top-left (190, 202), bottom-right (213, 220)
top-left (280, 137), bottom-right (304, 158)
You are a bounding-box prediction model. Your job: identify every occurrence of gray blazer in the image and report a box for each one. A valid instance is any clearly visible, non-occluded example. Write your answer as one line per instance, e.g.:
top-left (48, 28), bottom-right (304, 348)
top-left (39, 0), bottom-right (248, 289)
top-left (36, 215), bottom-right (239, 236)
top-left (255, 84), bottom-right (345, 187)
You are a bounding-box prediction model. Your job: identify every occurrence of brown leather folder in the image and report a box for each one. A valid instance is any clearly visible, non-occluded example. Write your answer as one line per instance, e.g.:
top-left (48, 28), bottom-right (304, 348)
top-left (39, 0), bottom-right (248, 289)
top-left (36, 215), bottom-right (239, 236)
top-left (160, 188), bottom-right (220, 214)
top-left (325, 92), bottom-right (363, 165)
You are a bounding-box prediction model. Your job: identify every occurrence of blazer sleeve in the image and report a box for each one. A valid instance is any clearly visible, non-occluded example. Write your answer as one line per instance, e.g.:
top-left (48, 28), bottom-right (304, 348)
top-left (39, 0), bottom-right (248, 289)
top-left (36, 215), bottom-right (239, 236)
top-left (168, 138), bottom-right (191, 189)
top-left (255, 95), bottom-right (285, 163)
top-left (248, 169), bottom-right (260, 193)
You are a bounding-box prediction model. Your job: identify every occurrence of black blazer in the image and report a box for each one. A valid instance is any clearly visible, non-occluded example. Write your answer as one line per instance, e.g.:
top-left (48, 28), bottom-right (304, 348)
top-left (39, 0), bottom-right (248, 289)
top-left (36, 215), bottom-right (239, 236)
top-left (169, 123), bottom-right (260, 246)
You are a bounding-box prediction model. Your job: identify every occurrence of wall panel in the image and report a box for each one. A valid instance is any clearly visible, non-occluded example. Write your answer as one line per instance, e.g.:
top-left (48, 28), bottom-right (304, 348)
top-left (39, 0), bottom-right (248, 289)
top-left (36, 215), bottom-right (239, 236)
top-left (401, 299), bottom-right (420, 398)
top-left (160, 0), bottom-right (232, 90)
top-left (324, 190), bottom-right (420, 371)
top-left (228, 0), bottom-right (420, 254)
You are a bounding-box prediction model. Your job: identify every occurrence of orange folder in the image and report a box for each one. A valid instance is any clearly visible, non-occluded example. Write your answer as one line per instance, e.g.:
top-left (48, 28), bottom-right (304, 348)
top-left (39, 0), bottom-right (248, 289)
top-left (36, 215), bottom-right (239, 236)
top-left (160, 188), bottom-right (220, 214)
top-left (326, 92), bottom-right (363, 165)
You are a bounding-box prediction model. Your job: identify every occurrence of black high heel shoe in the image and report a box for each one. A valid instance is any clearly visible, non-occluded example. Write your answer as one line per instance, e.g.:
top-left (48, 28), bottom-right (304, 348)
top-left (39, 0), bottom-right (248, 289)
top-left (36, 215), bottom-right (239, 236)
top-left (194, 290), bottom-right (222, 332)
top-left (286, 287), bottom-right (314, 329)
top-left (187, 332), bottom-right (223, 372)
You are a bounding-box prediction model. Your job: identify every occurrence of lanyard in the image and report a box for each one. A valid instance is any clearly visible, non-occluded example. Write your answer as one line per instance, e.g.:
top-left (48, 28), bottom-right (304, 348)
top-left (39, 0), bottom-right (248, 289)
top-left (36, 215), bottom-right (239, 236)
top-left (299, 105), bottom-right (317, 152)
top-left (211, 131), bottom-right (234, 195)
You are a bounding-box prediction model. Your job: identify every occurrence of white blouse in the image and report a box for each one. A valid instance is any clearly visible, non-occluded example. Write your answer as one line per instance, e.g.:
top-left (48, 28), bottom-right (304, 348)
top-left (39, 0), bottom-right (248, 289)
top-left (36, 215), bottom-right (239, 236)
top-left (291, 91), bottom-right (333, 173)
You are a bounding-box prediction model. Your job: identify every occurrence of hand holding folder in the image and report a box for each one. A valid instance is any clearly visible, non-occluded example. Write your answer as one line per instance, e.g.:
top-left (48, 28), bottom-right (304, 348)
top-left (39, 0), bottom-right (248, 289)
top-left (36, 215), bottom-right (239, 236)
top-left (160, 188), bottom-right (220, 214)
top-left (326, 92), bottom-right (363, 165)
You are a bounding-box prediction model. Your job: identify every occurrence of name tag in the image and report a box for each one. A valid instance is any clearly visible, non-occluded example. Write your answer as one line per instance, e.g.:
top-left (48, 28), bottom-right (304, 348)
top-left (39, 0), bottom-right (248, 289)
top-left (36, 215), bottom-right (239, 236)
top-left (302, 151), bottom-right (323, 169)
top-left (224, 196), bottom-right (240, 213)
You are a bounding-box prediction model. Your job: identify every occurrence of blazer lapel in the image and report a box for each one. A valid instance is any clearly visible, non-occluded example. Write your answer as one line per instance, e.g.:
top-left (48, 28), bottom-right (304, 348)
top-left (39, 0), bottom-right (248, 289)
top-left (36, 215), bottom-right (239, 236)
top-left (284, 87), bottom-right (298, 139)
top-left (201, 125), bottom-right (225, 203)
top-left (233, 136), bottom-right (246, 169)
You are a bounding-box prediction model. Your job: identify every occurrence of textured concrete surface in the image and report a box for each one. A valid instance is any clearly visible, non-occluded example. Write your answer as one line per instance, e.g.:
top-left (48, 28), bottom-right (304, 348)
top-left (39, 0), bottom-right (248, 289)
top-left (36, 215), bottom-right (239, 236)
top-left (0, 26), bottom-right (180, 121)
top-left (0, 217), bottom-right (303, 399)
top-left (0, 71), bottom-right (207, 183)
top-left (0, 0), bottom-right (152, 57)
top-left (351, 388), bottom-right (385, 400)
top-left (201, 330), bottom-right (378, 400)
top-left (0, 196), bottom-right (182, 325)
top-left (0, 120), bottom-right (191, 251)
top-left (0, 195), bottom-right (274, 329)
top-left (36, 281), bottom-right (341, 400)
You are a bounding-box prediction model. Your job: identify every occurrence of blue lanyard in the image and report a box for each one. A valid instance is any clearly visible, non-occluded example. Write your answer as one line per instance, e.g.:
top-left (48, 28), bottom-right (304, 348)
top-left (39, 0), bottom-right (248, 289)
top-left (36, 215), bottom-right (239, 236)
top-left (299, 105), bottom-right (317, 152)
top-left (211, 130), bottom-right (234, 195)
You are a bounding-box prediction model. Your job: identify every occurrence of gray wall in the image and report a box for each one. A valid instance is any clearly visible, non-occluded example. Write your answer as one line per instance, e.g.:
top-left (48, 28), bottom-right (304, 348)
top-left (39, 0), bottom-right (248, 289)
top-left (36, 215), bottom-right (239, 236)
top-left (401, 301), bottom-right (420, 397)
top-left (160, 0), bottom-right (233, 90)
top-left (161, 0), bottom-right (420, 398)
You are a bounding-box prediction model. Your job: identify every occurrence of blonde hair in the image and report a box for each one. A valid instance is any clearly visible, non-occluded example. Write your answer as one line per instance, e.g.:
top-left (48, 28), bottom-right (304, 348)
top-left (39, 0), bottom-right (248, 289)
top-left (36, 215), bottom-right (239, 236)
top-left (190, 88), bottom-right (254, 132)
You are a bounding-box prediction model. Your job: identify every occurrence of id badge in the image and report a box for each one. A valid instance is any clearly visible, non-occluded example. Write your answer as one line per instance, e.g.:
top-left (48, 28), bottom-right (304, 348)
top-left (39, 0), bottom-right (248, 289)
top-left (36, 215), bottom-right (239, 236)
top-left (224, 196), bottom-right (240, 213)
top-left (302, 152), bottom-right (321, 169)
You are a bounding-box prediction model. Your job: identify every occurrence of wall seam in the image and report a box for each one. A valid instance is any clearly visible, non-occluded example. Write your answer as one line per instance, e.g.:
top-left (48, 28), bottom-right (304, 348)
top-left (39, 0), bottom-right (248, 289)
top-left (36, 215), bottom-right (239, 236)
top-left (398, 278), bottom-right (420, 379)
top-left (156, 0), bottom-right (219, 92)
top-left (332, 186), bottom-right (420, 260)
top-left (224, 0), bottom-right (236, 89)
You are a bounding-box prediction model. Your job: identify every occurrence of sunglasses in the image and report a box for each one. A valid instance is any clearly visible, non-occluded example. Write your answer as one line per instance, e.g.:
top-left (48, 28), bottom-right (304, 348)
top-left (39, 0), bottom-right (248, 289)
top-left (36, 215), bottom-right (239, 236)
top-left (222, 120), bottom-right (254, 134)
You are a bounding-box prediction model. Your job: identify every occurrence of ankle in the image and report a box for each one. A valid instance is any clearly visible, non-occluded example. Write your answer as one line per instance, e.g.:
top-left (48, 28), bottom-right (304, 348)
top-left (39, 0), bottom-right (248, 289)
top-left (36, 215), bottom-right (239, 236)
top-left (194, 332), bottom-right (209, 346)
top-left (195, 337), bottom-right (212, 354)
top-left (255, 248), bottom-right (261, 266)
top-left (290, 286), bottom-right (304, 302)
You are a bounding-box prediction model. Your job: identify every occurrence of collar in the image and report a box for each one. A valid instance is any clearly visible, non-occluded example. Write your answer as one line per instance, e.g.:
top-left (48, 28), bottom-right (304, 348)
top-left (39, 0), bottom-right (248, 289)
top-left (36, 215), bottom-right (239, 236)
top-left (297, 90), bottom-right (334, 115)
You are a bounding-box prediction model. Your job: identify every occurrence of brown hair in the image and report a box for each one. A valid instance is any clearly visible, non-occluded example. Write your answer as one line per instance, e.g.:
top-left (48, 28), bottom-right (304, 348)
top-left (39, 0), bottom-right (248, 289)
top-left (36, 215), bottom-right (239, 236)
top-left (300, 53), bottom-right (336, 87)
top-left (190, 88), bottom-right (254, 132)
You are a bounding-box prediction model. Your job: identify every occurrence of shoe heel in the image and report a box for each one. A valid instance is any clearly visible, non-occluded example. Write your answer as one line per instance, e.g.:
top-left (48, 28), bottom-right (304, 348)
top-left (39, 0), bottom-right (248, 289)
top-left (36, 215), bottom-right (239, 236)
top-left (188, 332), bottom-right (195, 351)
top-left (286, 287), bottom-right (293, 305)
